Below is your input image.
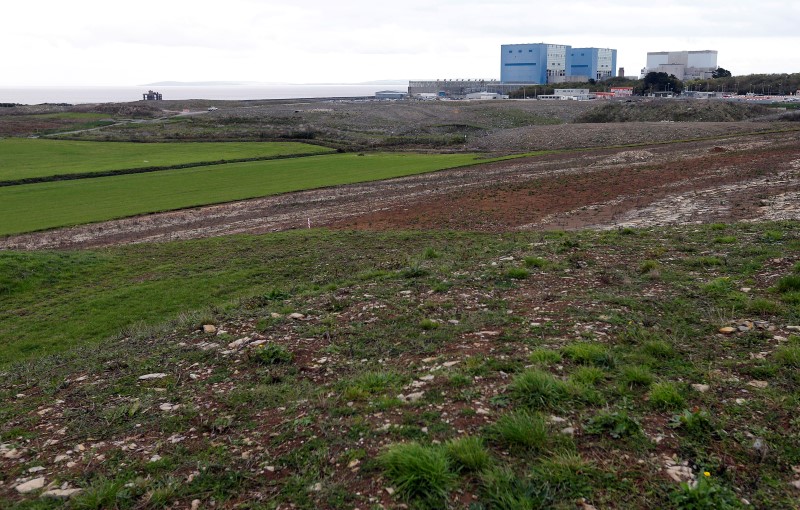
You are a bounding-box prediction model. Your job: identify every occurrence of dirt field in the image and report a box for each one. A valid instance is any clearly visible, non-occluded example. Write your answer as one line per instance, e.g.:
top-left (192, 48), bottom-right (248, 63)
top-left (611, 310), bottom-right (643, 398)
top-left (3, 127), bottom-right (798, 251)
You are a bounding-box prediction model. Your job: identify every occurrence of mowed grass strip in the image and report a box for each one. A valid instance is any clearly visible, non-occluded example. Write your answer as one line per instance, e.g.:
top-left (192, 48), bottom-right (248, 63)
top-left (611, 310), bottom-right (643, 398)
top-left (0, 152), bottom-right (487, 236)
top-left (0, 139), bottom-right (333, 181)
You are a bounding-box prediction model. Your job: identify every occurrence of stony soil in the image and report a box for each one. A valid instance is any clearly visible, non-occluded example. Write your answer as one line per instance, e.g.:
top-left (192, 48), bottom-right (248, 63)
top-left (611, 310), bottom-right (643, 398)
top-left (3, 128), bottom-right (799, 251)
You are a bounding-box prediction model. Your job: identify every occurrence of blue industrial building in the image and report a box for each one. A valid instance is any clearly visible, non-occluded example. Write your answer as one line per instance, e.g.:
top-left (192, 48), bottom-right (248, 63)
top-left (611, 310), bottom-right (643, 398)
top-left (500, 43), bottom-right (570, 84)
top-left (501, 43), bottom-right (617, 84)
top-left (570, 48), bottom-right (617, 81)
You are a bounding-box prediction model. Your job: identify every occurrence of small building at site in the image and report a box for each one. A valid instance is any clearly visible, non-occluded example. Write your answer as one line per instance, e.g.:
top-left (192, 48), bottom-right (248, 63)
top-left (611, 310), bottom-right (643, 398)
top-left (142, 90), bottom-right (162, 101)
top-left (465, 91), bottom-right (509, 100)
top-left (375, 90), bottom-right (407, 100)
top-left (553, 88), bottom-right (594, 100)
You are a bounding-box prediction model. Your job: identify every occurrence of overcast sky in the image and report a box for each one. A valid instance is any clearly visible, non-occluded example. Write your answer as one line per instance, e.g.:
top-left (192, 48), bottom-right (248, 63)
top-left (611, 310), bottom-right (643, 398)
top-left (2, 0), bottom-right (798, 86)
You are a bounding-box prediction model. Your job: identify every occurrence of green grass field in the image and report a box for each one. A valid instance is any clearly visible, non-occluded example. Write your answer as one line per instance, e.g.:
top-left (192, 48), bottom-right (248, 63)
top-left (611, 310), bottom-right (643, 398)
top-left (0, 139), bottom-right (334, 181)
top-left (0, 152), bottom-right (489, 236)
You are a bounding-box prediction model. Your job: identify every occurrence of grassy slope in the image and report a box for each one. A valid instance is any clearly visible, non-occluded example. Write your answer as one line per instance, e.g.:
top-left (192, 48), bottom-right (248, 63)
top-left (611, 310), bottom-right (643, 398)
top-left (0, 152), bottom-right (487, 236)
top-left (1, 223), bottom-right (799, 508)
top-left (0, 139), bottom-right (333, 181)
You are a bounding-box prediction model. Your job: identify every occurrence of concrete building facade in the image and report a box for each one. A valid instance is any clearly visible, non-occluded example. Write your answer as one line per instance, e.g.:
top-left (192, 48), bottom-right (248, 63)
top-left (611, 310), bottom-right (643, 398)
top-left (408, 79), bottom-right (527, 98)
top-left (500, 43), bottom-right (571, 84)
top-left (570, 48), bottom-right (617, 81)
top-left (641, 50), bottom-right (718, 80)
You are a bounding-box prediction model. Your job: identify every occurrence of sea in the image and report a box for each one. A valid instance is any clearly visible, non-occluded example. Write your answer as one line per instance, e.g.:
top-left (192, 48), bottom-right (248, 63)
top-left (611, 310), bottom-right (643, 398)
top-left (0, 84), bottom-right (410, 105)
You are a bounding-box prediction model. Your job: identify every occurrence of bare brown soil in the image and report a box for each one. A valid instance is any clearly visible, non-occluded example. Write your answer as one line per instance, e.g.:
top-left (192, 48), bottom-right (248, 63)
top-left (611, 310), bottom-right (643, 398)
top-left (3, 128), bottom-right (799, 251)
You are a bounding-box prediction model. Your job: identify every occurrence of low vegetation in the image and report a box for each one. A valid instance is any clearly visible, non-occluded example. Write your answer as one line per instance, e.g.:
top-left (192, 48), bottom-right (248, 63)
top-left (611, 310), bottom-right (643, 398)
top-left (0, 139), bottom-right (334, 183)
top-left (0, 152), bottom-right (493, 236)
top-left (1, 221), bottom-right (799, 508)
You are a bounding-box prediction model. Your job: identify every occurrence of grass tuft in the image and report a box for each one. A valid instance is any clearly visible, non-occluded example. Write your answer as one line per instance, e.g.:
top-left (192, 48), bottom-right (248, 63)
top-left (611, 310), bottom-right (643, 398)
top-left (562, 342), bottom-right (615, 368)
top-left (489, 410), bottom-right (549, 450)
top-left (774, 345), bottom-right (800, 367)
top-left (506, 268), bottom-right (530, 280)
top-left (508, 369), bottom-right (568, 409)
top-left (380, 442), bottom-right (456, 508)
top-left (528, 348), bottom-right (562, 365)
top-left (250, 343), bottom-right (293, 365)
top-left (445, 436), bottom-right (493, 473)
top-left (619, 365), bottom-right (654, 389)
top-left (585, 409), bottom-right (641, 438)
top-left (649, 382), bottom-right (686, 410)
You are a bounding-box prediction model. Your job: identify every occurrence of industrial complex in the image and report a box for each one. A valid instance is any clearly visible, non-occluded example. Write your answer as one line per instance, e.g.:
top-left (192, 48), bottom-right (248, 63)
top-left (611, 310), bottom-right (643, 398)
top-left (409, 42), bottom-right (619, 98)
top-left (406, 43), bottom-right (725, 100)
top-left (640, 50), bottom-right (718, 80)
top-left (500, 44), bottom-right (617, 84)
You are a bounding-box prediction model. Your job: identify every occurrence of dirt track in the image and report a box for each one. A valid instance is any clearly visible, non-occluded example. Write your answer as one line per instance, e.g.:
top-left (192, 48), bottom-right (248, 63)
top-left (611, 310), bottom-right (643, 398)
top-left (2, 129), bottom-right (799, 250)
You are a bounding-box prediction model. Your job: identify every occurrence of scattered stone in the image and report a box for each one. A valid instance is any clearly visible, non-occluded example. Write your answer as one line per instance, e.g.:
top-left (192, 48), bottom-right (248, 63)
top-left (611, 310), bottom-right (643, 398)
top-left (149, 454), bottom-right (162, 463)
top-left (348, 459), bottom-right (360, 468)
top-left (41, 488), bottom-right (82, 498)
top-left (159, 403), bottom-right (180, 412)
top-left (561, 427), bottom-right (576, 436)
top-left (4, 448), bottom-right (22, 459)
top-left (787, 326), bottom-right (800, 332)
top-left (28, 466), bottom-right (45, 473)
top-left (719, 327), bottom-right (736, 335)
top-left (691, 384), bottom-right (710, 393)
top-left (16, 477), bottom-right (46, 494)
top-left (138, 373), bottom-right (167, 380)
top-left (421, 357), bottom-right (437, 363)
top-left (265, 466), bottom-right (275, 472)
top-left (476, 330), bottom-right (502, 337)
top-left (740, 287), bottom-right (752, 293)
top-left (442, 361), bottom-right (459, 368)
top-left (54, 455), bottom-right (69, 463)
top-left (270, 313), bottom-right (282, 319)
top-left (385, 487), bottom-right (395, 496)
top-left (418, 375), bottom-right (435, 382)
top-left (752, 438), bottom-right (769, 459)
top-left (288, 313), bottom-right (306, 320)
top-left (202, 325), bottom-right (217, 334)
top-left (227, 337), bottom-right (251, 349)
top-left (666, 465), bottom-right (694, 483)
top-left (476, 408), bottom-right (491, 416)
top-left (738, 322), bottom-right (754, 332)
top-left (748, 380), bottom-right (769, 389)
top-left (405, 392), bottom-right (425, 403)
top-left (549, 415), bottom-right (568, 423)
top-left (191, 499), bottom-right (201, 510)
top-left (735, 398), bottom-right (748, 404)
top-left (310, 482), bottom-right (322, 492)
top-left (791, 480), bottom-right (800, 490)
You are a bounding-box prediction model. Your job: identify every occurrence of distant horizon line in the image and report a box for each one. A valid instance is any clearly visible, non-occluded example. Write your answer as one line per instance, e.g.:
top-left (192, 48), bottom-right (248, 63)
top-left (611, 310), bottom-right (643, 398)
top-left (0, 80), bottom-right (413, 88)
